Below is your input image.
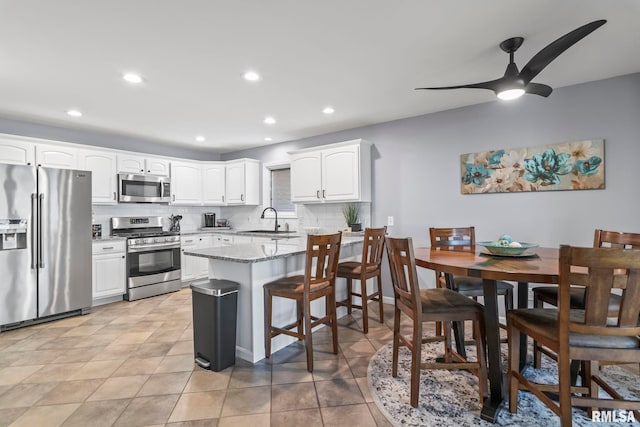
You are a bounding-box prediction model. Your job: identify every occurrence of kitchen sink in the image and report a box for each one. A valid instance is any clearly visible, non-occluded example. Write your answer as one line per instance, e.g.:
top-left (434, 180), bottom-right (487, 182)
top-left (245, 230), bottom-right (297, 234)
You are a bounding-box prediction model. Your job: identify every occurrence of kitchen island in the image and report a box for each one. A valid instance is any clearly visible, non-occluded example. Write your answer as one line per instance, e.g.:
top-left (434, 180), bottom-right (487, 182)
top-left (184, 235), bottom-right (363, 363)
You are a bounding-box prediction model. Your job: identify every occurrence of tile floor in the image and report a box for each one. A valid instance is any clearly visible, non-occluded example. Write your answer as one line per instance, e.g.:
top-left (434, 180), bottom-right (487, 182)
top-left (0, 289), bottom-right (395, 427)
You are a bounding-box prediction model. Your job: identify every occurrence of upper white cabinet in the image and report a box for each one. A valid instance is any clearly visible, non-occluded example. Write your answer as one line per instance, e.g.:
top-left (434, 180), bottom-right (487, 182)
top-left (202, 162), bottom-right (226, 205)
top-left (79, 149), bottom-right (118, 204)
top-left (35, 143), bottom-right (78, 169)
top-left (170, 160), bottom-right (203, 205)
top-left (289, 139), bottom-right (371, 203)
top-left (225, 159), bottom-right (260, 205)
top-left (118, 154), bottom-right (170, 176)
top-left (0, 137), bottom-right (36, 165)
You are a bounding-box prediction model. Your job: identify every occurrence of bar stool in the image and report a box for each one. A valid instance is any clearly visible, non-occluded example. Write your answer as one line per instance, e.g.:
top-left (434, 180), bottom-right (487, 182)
top-left (263, 232), bottom-right (342, 372)
top-left (336, 227), bottom-right (386, 333)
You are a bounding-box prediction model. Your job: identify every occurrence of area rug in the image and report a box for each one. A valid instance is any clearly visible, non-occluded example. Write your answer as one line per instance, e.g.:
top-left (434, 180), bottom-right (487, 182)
top-left (368, 342), bottom-right (639, 427)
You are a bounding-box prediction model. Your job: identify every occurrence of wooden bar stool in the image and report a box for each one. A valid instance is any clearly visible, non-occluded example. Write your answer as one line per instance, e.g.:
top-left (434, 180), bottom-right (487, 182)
top-left (336, 226), bottom-right (386, 333)
top-left (263, 232), bottom-right (342, 372)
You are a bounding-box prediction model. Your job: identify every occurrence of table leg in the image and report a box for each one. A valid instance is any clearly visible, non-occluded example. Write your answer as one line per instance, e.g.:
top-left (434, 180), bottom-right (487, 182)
top-left (480, 278), bottom-right (503, 422)
top-left (517, 282), bottom-right (529, 371)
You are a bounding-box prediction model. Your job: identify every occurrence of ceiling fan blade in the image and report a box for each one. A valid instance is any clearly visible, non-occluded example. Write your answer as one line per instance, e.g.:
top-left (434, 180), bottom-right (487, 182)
top-left (415, 78), bottom-right (504, 92)
top-left (519, 19), bottom-right (606, 84)
top-left (525, 83), bottom-right (553, 97)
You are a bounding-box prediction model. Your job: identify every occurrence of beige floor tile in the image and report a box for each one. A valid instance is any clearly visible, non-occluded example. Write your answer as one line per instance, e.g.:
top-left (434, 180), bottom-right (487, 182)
top-left (168, 390), bottom-right (226, 422)
top-left (67, 360), bottom-right (124, 380)
top-left (60, 325), bottom-right (106, 337)
top-left (0, 407), bottom-right (28, 427)
top-left (320, 403), bottom-right (377, 427)
top-left (355, 377), bottom-right (373, 403)
top-left (9, 403), bottom-right (80, 427)
top-left (183, 370), bottom-right (230, 392)
top-left (109, 331), bottom-right (153, 346)
top-left (47, 316), bottom-right (89, 328)
top-left (135, 342), bottom-right (174, 358)
top-left (218, 413), bottom-right (270, 427)
top-left (91, 344), bottom-right (140, 361)
top-left (137, 371), bottom-right (191, 396)
top-left (155, 354), bottom-right (195, 373)
top-left (0, 365), bottom-right (43, 385)
top-left (166, 419), bottom-right (218, 427)
top-left (22, 362), bottom-right (86, 384)
top-left (109, 315), bottom-right (147, 325)
top-left (315, 379), bottom-right (365, 407)
top-left (228, 364), bottom-right (271, 389)
top-left (339, 338), bottom-right (377, 358)
top-left (52, 347), bottom-right (103, 364)
top-left (311, 358), bottom-right (353, 381)
top-left (9, 349), bottom-right (65, 366)
top-left (271, 361), bottom-right (313, 385)
top-left (114, 394), bottom-right (180, 427)
top-left (37, 336), bottom-right (86, 350)
top-left (271, 382), bottom-right (318, 412)
top-left (367, 402), bottom-right (393, 427)
top-left (168, 340), bottom-right (194, 356)
top-left (112, 356), bottom-right (164, 377)
top-left (270, 408), bottom-right (323, 427)
top-left (87, 375), bottom-right (149, 401)
top-left (60, 399), bottom-right (130, 427)
top-left (221, 386), bottom-right (271, 417)
top-left (346, 356), bottom-right (372, 378)
top-left (36, 379), bottom-right (105, 405)
top-left (0, 383), bottom-right (58, 409)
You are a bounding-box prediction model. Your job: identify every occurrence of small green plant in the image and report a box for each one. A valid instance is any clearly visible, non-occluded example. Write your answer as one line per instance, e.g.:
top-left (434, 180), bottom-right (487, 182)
top-left (342, 203), bottom-right (360, 226)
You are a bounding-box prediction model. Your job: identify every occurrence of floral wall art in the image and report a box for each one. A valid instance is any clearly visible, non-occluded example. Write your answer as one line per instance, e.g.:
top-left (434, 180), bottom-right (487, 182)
top-left (460, 139), bottom-right (605, 194)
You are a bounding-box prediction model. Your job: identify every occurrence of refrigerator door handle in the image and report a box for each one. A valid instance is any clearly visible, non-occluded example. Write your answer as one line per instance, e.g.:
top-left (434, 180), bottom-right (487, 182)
top-left (31, 193), bottom-right (37, 269)
top-left (38, 193), bottom-right (45, 268)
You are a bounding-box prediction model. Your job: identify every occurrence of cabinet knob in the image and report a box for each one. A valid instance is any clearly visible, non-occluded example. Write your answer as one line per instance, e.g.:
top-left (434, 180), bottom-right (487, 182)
top-left (122, 255), bottom-right (125, 259)
top-left (316, 190), bottom-right (320, 199)
top-left (322, 189), bottom-right (326, 198)
top-left (240, 194), bottom-right (244, 202)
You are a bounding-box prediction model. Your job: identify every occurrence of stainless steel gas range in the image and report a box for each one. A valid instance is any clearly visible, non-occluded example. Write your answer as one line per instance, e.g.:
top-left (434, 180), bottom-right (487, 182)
top-left (111, 216), bottom-right (181, 301)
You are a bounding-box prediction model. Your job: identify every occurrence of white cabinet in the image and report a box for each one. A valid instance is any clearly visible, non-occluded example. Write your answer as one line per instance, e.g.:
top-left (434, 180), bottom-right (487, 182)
top-left (118, 154), bottom-right (170, 176)
top-left (225, 159), bottom-right (260, 205)
top-left (0, 137), bottom-right (35, 165)
top-left (202, 162), bottom-right (226, 205)
top-left (181, 234), bottom-right (212, 282)
top-left (289, 139), bottom-right (371, 203)
top-left (92, 240), bottom-right (126, 301)
top-left (79, 149), bottom-right (118, 204)
top-left (35, 143), bottom-right (78, 169)
top-left (170, 160), bottom-right (203, 205)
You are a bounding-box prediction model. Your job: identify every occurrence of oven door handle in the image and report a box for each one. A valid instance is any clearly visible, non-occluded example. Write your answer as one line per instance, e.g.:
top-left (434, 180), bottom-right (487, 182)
top-left (128, 243), bottom-right (180, 253)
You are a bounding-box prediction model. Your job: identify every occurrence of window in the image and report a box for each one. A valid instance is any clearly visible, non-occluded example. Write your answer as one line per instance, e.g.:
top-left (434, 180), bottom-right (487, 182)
top-left (263, 161), bottom-right (297, 218)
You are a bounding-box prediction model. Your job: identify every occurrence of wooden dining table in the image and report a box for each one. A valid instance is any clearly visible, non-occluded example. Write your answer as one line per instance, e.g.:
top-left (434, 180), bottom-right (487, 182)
top-left (413, 246), bottom-right (560, 423)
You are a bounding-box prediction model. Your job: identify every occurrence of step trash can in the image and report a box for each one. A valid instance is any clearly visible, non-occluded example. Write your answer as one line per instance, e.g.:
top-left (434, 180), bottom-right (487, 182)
top-left (191, 279), bottom-right (240, 371)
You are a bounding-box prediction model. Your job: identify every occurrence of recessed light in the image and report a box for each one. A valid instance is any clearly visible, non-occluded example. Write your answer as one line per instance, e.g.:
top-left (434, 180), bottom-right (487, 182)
top-left (123, 73), bottom-right (143, 84)
top-left (195, 135), bottom-right (206, 142)
top-left (66, 109), bottom-right (82, 117)
top-left (243, 71), bottom-right (261, 81)
top-left (264, 137), bottom-right (273, 142)
top-left (322, 106), bottom-right (335, 114)
top-left (264, 116), bottom-right (276, 125)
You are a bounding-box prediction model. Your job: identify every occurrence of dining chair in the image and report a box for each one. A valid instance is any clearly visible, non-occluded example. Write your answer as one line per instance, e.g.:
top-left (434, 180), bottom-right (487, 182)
top-left (263, 232), bottom-right (342, 372)
top-left (507, 245), bottom-right (640, 426)
top-left (532, 229), bottom-right (640, 368)
top-left (336, 226), bottom-right (386, 333)
top-left (429, 227), bottom-right (513, 340)
top-left (386, 236), bottom-right (488, 408)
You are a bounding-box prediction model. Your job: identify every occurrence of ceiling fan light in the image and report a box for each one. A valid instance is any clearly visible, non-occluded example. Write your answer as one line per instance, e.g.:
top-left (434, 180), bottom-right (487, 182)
top-left (497, 88), bottom-right (525, 101)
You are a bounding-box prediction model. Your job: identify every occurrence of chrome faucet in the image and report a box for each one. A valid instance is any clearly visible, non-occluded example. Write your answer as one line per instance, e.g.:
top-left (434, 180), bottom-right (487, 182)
top-left (260, 207), bottom-right (279, 232)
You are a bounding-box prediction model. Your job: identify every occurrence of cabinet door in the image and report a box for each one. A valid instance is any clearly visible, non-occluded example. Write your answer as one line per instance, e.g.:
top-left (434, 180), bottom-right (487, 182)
top-left (170, 161), bottom-right (203, 205)
top-left (92, 253), bottom-right (126, 299)
top-left (0, 138), bottom-right (35, 165)
top-left (290, 151), bottom-right (322, 202)
top-left (79, 150), bottom-right (117, 204)
top-left (321, 145), bottom-right (360, 201)
top-left (195, 235), bottom-right (213, 278)
top-left (202, 163), bottom-right (226, 205)
top-left (225, 161), bottom-right (246, 204)
top-left (145, 157), bottom-right (170, 176)
top-left (117, 154), bottom-right (146, 174)
top-left (180, 236), bottom-right (198, 282)
top-left (35, 144), bottom-right (78, 169)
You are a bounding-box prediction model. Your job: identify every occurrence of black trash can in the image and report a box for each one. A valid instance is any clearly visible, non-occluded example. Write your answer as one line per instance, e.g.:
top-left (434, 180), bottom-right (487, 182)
top-left (190, 279), bottom-right (240, 371)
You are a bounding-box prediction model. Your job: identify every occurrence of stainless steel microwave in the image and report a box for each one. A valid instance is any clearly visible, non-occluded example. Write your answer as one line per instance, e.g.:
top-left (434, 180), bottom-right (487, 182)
top-left (118, 173), bottom-right (171, 203)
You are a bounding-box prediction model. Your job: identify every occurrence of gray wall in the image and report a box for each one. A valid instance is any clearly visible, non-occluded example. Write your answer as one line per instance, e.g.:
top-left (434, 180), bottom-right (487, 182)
top-left (224, 73), bottom-right (640, 250)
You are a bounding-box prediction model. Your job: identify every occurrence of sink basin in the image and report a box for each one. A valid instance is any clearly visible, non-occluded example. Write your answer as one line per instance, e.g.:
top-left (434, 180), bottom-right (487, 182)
top-left (245, 230), bottom-right (297, 234)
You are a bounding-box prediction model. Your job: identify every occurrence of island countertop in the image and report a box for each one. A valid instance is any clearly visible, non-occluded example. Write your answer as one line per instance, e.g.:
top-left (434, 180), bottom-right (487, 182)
top-left (184, 235), bottom-right (363, 263)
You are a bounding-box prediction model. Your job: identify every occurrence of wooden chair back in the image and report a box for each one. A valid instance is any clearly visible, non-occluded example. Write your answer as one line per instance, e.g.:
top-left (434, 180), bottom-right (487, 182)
top-left (429, 226), bottom-right (476, 251)
top-left (360, 227), bottom-right (387, 272)
top-left (304, 232), bottom-right (342, 296)
top-left (385, 236), bottom-right (421, 320)
top-left (595, 229), bottom-right (640, 249)
top-left (559, 245), bottom-right (640, 337)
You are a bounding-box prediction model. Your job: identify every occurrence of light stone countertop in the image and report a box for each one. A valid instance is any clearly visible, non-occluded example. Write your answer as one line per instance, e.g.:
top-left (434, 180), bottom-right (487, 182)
top-left (180, 228), bottom-right (304, 240)
top-left (92, 236), bottom-right (127, 242)
top-left (184, 235), bottom-right (363, 263)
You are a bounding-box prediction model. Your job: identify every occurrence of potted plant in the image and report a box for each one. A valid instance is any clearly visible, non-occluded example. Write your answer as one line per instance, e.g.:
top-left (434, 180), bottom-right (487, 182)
top-left (342, 203), bottom-right (361, 232)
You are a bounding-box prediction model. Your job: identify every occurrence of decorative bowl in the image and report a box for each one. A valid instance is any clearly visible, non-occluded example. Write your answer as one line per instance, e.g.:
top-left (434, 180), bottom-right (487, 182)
top-left (477, 241), bottom-right (539, 256)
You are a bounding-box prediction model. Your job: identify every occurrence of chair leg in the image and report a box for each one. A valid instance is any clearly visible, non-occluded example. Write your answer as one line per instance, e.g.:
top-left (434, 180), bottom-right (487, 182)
top-left (586, 360), bottom-right (599, 418)
top-left (264, 288), bottom-right (272, 359)
top-left (346, 278), bottom-right (353, 314)
top-left (557, 348), bottom-right (572, 427)
top-left (377, 273), bottom-right (384, 324)
top-left (474, 314), bottom-right (488, 404)
top-left (296, 299), bottom-right (303, 340)
top-left (410, 319), bottom-right (421, 408)
top-left (330, 291), bottom-right (339, 355)
top-left (533, 296), bottom-right (543, 368)
top-left (304, 297), bottom-right (314, 372)
top-left (392, 307), bottom-right (400, 377)
top-left (443, 321), bottom-right (452, 363)
top-left (361, 276), bottom-right (370, 334)
top-left (508, 319), bottom-right (521, 414)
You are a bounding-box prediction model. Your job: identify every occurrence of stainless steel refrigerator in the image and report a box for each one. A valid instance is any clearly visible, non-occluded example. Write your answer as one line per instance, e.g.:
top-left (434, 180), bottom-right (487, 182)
top-left (0, 163), bottom-right (92, 330)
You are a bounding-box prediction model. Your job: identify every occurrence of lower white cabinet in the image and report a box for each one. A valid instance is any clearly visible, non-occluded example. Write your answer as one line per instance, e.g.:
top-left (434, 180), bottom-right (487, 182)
top-left (92, 240), bottom-right (126, 301)
top-left (181, 234), bottom-right (213, 282)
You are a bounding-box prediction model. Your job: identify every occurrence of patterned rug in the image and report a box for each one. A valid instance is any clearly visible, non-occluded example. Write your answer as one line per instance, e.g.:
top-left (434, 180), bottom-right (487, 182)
top-left (368, 342), bottom-right (639, 427)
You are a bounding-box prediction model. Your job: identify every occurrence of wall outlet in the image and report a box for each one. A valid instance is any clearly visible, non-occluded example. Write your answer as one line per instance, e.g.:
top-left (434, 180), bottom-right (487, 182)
top-left (387, 216), bottom-right (394, 226)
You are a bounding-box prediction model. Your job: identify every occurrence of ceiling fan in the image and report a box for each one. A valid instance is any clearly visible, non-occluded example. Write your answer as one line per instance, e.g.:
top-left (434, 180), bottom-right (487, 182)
top-left (416, 20), bottom-right (607, 100)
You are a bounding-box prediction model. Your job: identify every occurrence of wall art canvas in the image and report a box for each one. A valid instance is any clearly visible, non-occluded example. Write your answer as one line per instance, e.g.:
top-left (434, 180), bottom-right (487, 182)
top-left (460, 139), bottom-right (605, 194)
